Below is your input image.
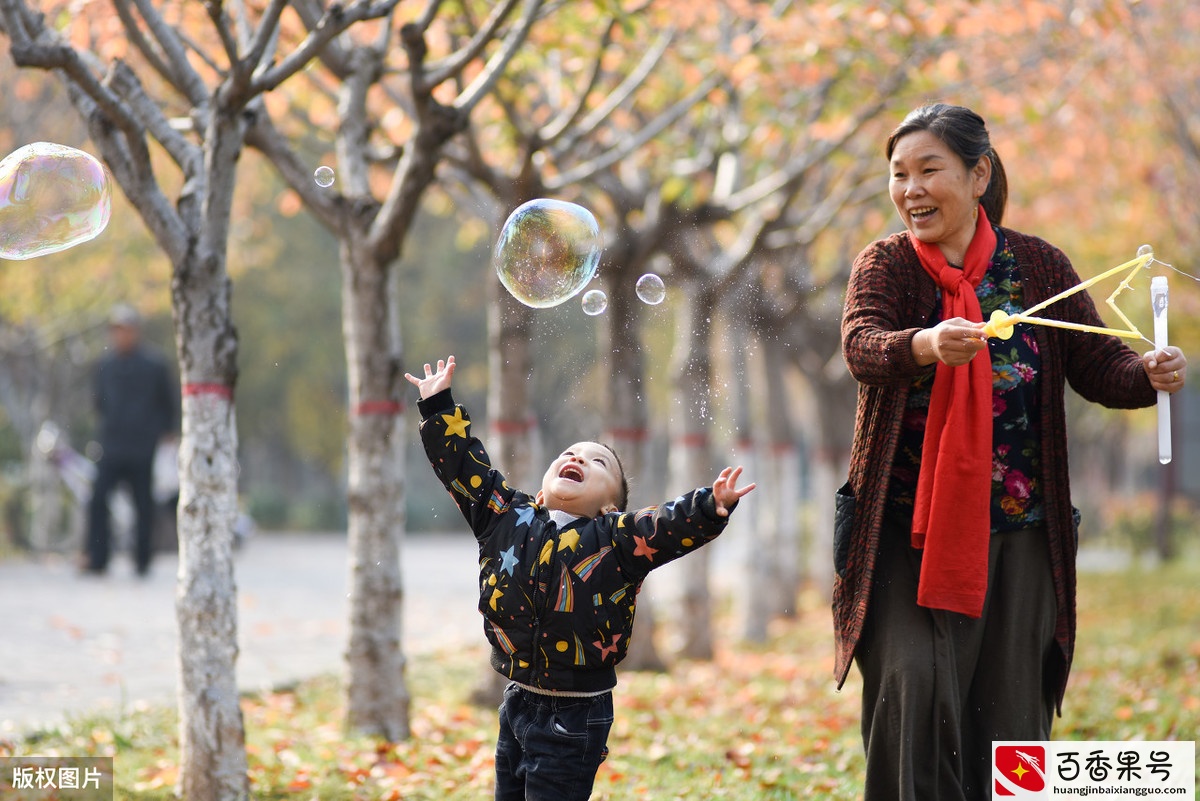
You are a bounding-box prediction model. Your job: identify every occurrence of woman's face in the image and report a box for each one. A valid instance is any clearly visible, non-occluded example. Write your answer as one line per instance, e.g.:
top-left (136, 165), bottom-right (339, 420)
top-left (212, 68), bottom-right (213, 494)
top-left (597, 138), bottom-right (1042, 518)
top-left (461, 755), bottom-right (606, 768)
top-left (889, 129), bottom-right (991, 264)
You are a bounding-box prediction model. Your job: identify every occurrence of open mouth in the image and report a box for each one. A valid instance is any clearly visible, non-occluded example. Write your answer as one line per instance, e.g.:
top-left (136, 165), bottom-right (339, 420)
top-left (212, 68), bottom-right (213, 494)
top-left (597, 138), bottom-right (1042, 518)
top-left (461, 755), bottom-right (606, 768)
top-left (910, 206), bottom-right (937, 221)
top-left (559, 465), bottom-right (584, 483)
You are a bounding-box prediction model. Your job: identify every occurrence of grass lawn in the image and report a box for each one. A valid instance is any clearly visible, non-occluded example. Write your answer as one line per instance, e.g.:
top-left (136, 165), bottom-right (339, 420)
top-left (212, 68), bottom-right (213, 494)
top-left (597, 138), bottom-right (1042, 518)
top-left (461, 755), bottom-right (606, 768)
top-left (3, 558), bottom-right (1197, 800)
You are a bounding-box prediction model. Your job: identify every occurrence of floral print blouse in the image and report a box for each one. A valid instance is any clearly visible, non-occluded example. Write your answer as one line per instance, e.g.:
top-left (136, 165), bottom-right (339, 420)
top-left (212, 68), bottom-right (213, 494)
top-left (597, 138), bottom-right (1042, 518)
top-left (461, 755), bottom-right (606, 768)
top-left (887, 229), bottom-right (1046, 532)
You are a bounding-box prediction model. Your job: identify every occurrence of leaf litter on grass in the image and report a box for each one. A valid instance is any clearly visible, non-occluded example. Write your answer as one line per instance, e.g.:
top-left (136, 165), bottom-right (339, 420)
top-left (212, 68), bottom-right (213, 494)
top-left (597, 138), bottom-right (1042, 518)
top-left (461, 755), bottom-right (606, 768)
top-left (1, 561), bottom-right (1197, 799)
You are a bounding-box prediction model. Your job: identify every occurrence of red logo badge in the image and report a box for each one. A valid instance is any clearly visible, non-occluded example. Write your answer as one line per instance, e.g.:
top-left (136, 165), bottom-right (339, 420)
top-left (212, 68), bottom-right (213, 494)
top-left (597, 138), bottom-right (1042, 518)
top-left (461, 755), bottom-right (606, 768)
top-left (994, 745), bottom-right (1046, 796)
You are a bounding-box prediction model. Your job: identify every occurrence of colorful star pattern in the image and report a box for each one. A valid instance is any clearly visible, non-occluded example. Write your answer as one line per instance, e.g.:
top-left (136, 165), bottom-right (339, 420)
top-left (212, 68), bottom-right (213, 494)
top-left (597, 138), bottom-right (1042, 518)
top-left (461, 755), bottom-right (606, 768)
top-left (557, 528), bottom-right (581, 552)
top-left (420, 400), bottom-right (736, 692)
top-left (632, 535), bottom-right (658, 561)
top-left (499, 546), bottom-right (519, 576)
top-left (514, 505), bottom-right (536, 528)
top-left (593, 633), bottom-right (623, 661)
top-left (441, 407), bottom-right (470, 438)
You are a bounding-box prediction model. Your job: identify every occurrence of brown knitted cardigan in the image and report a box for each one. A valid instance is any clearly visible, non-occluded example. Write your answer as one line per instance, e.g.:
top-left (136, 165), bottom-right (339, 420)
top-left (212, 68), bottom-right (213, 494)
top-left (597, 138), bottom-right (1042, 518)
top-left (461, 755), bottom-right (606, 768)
top-left (836, 227), bottom-right (1156, 712)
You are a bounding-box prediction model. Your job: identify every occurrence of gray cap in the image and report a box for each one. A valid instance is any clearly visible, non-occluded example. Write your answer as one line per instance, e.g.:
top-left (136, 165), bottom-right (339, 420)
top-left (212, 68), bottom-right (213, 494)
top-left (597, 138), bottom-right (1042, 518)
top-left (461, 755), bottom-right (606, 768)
top-left (108, 303), bottom-right (141, 327)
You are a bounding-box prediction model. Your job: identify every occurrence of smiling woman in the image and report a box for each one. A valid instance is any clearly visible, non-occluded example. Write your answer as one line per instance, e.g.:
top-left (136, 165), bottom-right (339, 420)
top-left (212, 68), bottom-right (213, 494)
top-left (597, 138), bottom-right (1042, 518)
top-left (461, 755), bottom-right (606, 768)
top-left (836, 102), bottom-right (1188, 801)
top-left (887, 129), bottom-right (991, 268)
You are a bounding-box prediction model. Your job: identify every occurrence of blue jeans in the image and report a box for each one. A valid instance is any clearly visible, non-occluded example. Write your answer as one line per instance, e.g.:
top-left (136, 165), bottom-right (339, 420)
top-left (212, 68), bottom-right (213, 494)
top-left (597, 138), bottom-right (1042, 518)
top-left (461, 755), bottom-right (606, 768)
top-left (494, 683), bottom-right (613, 801)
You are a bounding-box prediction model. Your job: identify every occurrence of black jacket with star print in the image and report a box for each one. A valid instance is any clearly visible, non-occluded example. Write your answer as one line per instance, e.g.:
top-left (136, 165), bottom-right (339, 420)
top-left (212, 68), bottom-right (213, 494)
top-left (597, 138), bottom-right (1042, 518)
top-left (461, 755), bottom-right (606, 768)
top-left (417, 389), bottom-right (735, 693)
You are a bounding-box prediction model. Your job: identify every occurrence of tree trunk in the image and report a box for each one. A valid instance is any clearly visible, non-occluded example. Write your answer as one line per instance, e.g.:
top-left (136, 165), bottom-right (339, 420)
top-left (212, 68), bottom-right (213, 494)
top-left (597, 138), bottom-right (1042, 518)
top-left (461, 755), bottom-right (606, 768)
top-left (342, 241), bottom-right (410, 740)
top-left (668, 286), bottom-right (716, 660)
top-left (603, 278), bottom-right (667, 672)
top-left (175, 387), bottom-right (246, 801)
top-left (173, 247), bottom-right (247, 801)
top-left (727, 327), bottom-right (768, 643)
top-left (761, 333), bottom-right (801, 619)
top-left (806, 377), bottom-right (856, 598)
top-left (471, 277), bottom-right (539, 707)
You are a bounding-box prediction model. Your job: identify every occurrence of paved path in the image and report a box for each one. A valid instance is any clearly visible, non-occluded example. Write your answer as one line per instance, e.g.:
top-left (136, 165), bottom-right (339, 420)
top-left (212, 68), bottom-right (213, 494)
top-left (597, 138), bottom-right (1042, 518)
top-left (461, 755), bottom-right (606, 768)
top-left (0, 524), bottom-right (1129, 738)
top-left (0, 523), bottom-right (750, 738)
top-left (0, 533), bottom-right (481, 735)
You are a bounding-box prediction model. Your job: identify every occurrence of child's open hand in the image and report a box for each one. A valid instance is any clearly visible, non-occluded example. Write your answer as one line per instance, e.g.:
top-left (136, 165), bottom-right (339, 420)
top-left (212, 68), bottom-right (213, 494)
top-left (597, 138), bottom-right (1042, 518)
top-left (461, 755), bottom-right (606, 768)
top-left (712, 465), bottom-right (756, 517)
top-left (404, 355), bottom-right (456, 399)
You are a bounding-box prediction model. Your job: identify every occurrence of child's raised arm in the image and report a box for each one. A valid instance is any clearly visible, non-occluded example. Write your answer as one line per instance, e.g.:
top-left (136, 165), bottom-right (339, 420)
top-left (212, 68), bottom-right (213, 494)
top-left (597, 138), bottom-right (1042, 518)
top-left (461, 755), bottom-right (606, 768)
top-left (712, 465), bottom-right (756, 517)
top-left (404, 355), bottom-right (456, 399)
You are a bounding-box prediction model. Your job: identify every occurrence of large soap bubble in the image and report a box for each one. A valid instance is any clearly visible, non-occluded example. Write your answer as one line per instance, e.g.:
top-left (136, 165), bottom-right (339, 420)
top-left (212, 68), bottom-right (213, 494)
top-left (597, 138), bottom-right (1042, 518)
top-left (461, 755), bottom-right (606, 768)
top-left (493, 198), bottom-right (601, 308)
top-left (0, 142), bottom-right (113, 260)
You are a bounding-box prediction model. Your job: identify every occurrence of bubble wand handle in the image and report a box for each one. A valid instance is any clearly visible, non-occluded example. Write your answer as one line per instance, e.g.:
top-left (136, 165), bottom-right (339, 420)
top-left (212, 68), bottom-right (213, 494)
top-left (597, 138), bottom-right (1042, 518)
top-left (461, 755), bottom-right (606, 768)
top-left (1150, 276), bottom-right (1171, 465)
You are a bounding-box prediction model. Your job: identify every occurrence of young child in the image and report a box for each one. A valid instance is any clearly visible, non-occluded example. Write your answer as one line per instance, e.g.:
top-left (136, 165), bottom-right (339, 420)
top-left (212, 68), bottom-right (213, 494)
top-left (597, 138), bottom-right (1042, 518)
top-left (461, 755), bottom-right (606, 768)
top-left (405, 355), bottom-right (755, 801)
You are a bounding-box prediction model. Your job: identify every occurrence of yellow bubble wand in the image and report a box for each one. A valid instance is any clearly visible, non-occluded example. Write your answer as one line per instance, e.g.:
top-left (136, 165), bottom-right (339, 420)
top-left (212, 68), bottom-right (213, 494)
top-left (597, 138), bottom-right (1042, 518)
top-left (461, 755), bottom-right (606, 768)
top-left (982, 244), bottom-right (1175, 465)
top-left (981, 245), bottom-right (1156, 344)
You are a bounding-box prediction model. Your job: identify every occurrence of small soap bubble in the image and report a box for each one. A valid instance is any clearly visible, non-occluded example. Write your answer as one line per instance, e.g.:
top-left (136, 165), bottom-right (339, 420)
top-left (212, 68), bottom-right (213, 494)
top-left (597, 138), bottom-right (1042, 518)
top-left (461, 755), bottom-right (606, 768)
top-left (314, 165), bottom-right (336, 187)
top-left (1136, 243), bottom-right (1153, 260)
top-left (581, 289), bottom-right (608, 316)
top-left (493, 198), bottom-right (602, 308)
top-left (635, 273), bottom-right (666, 305)
top-left (0, 142), bottom-right (112, 260)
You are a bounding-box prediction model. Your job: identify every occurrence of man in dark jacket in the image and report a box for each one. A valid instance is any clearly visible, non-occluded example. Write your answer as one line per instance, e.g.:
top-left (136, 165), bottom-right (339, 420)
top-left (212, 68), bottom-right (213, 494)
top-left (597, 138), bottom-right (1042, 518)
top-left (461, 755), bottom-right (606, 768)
top-left (83, 304), bottom-right (178, 576)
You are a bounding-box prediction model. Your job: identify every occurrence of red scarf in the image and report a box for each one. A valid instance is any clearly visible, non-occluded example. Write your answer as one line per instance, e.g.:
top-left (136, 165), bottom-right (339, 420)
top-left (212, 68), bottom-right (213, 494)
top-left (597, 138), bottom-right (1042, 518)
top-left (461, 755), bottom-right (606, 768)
top-left (910, 206), bottom-right (996, 618)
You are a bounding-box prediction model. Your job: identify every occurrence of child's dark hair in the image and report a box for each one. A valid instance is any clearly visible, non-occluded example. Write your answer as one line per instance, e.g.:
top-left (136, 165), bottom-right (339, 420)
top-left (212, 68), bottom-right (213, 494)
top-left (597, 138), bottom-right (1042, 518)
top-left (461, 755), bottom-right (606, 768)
top-left (599, 443), bottom-right (629, 511)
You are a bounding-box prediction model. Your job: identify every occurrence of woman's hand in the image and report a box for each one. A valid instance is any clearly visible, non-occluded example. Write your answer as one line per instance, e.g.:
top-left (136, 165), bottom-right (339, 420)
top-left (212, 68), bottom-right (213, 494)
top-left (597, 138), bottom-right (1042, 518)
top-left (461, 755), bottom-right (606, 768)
top-left (912, 317), bottom-right (989, 367)
top-left (1142, 347), bottom-right (1187, 394)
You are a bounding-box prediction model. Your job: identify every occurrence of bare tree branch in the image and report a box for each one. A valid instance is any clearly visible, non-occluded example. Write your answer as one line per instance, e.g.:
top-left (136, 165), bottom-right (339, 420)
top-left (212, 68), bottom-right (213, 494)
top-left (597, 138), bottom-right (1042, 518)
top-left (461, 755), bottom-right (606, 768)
top-left (422, 0), bottom-right (521, 87)
top-left (251, 0), bottom-right (401, 94)
top-left (547, 23), bottom-right (672, 155)
top-left (130, 0), bottom-right (210, 105)
top-left (244, 0), bottom-right (289, 76)
top-left (454, 0), bottom-right (544, 114)
top-left (547, 70), bottom-right (723, 190)
top-left (111, 0), bottom-right (176, 88)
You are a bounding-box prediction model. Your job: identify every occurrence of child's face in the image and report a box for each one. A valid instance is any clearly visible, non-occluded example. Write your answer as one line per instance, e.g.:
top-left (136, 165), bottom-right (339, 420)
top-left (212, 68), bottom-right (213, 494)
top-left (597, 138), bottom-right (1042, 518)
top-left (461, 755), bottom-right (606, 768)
top-left (536, 442), bottom-right (624, 519)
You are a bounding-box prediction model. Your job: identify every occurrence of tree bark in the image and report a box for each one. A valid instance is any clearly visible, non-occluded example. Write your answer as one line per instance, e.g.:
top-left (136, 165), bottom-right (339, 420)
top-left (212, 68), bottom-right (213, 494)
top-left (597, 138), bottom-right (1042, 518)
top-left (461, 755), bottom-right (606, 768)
top-left (175, 385), bottom-right (246, 801)
top-left (341, 239), bottom-right (410, 740)
top-left (603, 275), bottom-right (667, 672)
top-left (471, 276), bottom-right (539, 707)
top-left (668, 285), bottom-right (716, 660)
top-left (761, 331), bottom-right (801, 619)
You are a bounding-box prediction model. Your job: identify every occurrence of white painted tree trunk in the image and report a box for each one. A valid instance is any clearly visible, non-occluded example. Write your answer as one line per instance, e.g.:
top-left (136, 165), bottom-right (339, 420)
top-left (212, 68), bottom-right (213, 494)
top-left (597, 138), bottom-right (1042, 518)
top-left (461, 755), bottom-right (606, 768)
top-left (175, 387), bottom-right (246, 801)
top-left (470, 280), bottom-right (539, 707)
top-left (761, 334), bottom-right (801, 619)
top-left (342, 244), bottom-right (410, 740)
top-left (602, 278), bottom-right (667, 672)
top-left (668, 287), bottom-right (716, 660)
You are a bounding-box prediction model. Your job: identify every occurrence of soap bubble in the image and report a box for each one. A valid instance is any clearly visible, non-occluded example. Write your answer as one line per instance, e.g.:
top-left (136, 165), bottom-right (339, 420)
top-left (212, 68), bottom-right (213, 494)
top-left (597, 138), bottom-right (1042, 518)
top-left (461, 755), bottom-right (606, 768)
top-left (581, 289), bottom-right (608, 316)
top-left (1137, 243), bottom-right (1153, 259)
top-left (493, 198), bottom-right (602, 308)
top-left (0, 142), bottom-right (112, 260)
top-left (314, 165), bottom-right (335, 187)
top-left (635, 273), bottom-right (666, 305)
